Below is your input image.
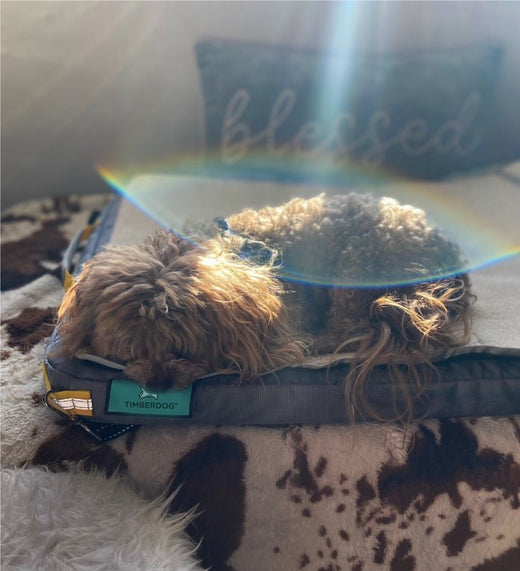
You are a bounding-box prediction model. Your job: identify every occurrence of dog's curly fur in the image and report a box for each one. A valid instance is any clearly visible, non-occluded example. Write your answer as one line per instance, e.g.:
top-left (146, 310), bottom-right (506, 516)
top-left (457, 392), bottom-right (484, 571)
top-left (57, 193), bottom-right (474, 422)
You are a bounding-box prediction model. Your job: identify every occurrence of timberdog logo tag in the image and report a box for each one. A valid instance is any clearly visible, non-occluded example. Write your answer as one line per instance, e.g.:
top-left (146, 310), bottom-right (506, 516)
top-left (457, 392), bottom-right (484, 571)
top-left (107, 379), bottom-right (192, 417)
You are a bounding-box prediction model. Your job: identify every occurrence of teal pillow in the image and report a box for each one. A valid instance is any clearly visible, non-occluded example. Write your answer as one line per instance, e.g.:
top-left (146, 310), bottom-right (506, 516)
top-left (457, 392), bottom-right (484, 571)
top-left (196, 39), bottom-right (502, 180)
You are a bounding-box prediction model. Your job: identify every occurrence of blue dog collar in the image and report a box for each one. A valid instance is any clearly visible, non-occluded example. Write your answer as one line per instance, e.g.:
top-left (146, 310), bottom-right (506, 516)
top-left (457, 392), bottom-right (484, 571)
top-left (215, 218), bottom-right (282, 266)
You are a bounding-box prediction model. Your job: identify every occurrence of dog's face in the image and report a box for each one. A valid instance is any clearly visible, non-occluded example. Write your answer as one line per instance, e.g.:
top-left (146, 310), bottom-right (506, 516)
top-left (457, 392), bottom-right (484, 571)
top-left (57, 230), bottom-right (303, 390)
top-left (58, 232), bottom-right (207, 389)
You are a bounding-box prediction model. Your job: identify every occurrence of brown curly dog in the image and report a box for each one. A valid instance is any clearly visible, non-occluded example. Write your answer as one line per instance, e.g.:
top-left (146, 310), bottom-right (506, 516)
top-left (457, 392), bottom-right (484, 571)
top-left (57, 193), bottom-right (473, 422)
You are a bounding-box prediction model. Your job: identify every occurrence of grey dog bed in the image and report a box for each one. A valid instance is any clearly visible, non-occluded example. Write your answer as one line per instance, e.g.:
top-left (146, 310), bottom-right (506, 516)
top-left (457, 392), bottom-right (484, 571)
top-left (44, 170), bottom-right (520, 437)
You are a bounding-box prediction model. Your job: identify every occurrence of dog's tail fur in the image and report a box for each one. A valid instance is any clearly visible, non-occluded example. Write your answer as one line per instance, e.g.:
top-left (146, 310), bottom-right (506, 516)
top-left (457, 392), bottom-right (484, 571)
top-left (335, 275), bottom-right (474, 424)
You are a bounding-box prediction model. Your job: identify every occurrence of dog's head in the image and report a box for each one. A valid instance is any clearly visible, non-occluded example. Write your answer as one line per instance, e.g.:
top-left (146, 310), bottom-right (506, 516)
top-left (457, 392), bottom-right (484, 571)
top-left (57, 230), bottom-right (304, 390)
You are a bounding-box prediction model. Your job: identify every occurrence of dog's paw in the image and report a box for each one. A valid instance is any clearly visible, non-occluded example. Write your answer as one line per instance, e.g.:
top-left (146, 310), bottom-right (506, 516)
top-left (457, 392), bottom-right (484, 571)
top-left (164, 358), bottom-right (209, 389)
top-left (124, 360), bottom-right (156, 386)
top-left (124, 358), bottom-right (208, 392)
top-left (144, 378), bottom-right (175, 393)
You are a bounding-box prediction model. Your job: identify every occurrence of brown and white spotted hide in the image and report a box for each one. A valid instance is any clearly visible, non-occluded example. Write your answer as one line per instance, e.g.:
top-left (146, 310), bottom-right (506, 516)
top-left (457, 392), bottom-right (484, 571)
top-left (101, 419), bottom-right (520, 571)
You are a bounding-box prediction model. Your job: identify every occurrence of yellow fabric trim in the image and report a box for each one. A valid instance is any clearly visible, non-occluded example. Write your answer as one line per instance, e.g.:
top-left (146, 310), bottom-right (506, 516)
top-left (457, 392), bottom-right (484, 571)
top-left (41, 363), bottom-right (52, 392)
top-left (52, 389), bottom-right (92, 400)
top-left (63, 270), bottom-right (75, 292)
top-left (62, 220), bottom-right (98, 292)
top-left (80, 222), bottom-right (96, 242)
top-left (43, 365), bottom-right (94, 417)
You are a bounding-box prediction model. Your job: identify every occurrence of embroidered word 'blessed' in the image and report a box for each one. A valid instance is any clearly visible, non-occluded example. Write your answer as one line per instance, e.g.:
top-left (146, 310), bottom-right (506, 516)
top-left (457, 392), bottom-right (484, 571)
top-left (221, 89), bottom-right (482, 165)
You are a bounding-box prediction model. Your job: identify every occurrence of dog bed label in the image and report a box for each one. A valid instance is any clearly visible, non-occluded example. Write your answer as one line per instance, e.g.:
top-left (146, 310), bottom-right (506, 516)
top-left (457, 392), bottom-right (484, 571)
top-left (107, 379), bottom-right (192, 417)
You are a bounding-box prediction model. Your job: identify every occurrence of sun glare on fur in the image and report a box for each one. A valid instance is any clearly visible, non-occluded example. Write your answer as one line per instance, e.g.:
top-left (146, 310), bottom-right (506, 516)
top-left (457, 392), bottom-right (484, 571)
top-left (97, 157), bottom-right (519, 289)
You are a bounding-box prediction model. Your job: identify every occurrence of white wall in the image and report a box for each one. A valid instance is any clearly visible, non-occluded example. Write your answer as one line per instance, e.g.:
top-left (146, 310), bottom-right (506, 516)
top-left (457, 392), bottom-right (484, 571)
top-left (2, 1), bottom-right (520, 209)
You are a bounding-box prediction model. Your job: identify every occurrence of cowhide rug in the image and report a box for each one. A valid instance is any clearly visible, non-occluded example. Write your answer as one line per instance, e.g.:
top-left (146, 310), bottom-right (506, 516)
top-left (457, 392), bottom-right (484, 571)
top-left (2, 195), bottom-right (520, 571)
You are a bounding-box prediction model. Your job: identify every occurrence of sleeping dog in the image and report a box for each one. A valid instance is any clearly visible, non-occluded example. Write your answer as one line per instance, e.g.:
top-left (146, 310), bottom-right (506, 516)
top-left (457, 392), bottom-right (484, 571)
top-left (57, 193), bottom-right (473, 422)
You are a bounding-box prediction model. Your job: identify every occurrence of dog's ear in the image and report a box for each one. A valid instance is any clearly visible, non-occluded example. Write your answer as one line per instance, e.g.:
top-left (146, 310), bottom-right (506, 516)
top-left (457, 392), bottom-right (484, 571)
top-left (124, 357), bottom-right (209, 391)
top-left (194, 247), bottom-right (308, 377)
top-left (342, 275), bottom-right (473, 424)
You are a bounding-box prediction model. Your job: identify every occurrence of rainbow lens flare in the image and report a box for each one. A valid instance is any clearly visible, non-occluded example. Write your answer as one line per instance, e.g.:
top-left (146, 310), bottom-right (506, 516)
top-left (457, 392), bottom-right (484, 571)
top-left (97, 154), bottom-right (520, 288)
